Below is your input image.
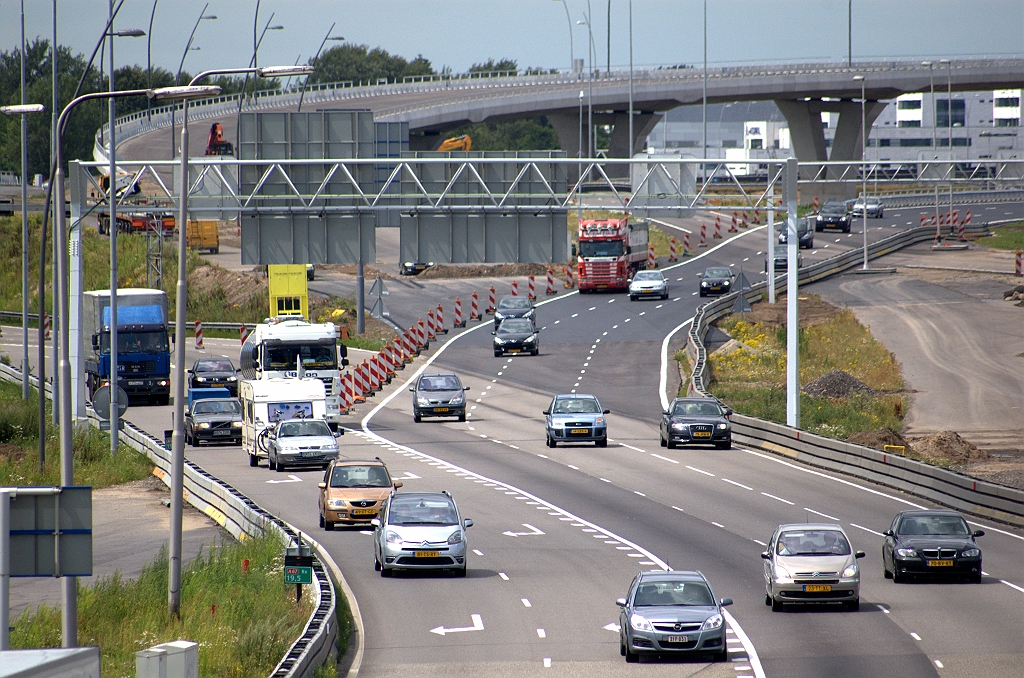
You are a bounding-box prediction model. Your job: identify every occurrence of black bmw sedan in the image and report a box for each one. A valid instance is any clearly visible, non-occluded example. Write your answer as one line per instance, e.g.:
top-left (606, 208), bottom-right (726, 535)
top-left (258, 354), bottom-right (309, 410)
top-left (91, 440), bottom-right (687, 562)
top-left (882, 510), bottom-right (984, 583)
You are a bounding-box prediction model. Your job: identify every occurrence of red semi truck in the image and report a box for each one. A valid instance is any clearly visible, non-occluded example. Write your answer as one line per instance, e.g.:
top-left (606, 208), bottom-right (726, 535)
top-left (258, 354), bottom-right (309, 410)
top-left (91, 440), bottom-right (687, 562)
top-left (576, 218), bottom-right (649, 292)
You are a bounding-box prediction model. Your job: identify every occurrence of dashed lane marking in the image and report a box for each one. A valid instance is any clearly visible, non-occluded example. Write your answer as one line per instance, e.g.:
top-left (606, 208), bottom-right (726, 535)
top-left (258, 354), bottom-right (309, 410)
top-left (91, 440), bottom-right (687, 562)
top-left (760, 492), bottom-right (794, 505)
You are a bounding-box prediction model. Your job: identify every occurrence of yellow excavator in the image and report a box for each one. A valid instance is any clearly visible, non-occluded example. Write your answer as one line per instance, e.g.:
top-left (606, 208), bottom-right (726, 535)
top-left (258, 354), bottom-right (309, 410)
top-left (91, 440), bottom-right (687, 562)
top-left (437, 134), bottom-right (472, 151)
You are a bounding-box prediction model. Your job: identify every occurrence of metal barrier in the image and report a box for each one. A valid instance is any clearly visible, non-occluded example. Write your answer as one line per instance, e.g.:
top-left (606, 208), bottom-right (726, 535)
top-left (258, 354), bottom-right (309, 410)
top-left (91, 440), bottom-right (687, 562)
top-left (0, 361), bottom-right (341, 678)
top-left (683, 222), bottom-right (1024, 527)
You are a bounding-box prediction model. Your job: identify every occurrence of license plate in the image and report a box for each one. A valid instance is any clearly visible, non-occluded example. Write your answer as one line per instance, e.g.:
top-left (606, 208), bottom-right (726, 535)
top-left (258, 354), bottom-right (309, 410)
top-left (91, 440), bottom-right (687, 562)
top-left (509, 349), bottom-right (520, 353)
top-left (710, 286), bottom-right (721, 291)
top-left (300, 450), bottom-right (321, 457)
top-left (213, 430), bottom-right (230, 435)
top-left (693, 431), bottom-right (711, 438)
top-left (433, 407), bottom-right (449, 413)
top-left (128, 380), bottom-right (144, 386)
top-left (597, 285), bottom-right (607, 289)
top-left (927, 559), bottom-right (954, 567)
top-left (415, 551), bottom-right (439, 558)
top-left (667, 635), bottom-right (688, 643)
top-left (642, 289), bottom-right (654, 293)
top-left (571, 428), bottom-right (589, 434)
top-left (352, 508), bottom-right (376, 516)
top-left (803, 584), bottom-right (832, 592)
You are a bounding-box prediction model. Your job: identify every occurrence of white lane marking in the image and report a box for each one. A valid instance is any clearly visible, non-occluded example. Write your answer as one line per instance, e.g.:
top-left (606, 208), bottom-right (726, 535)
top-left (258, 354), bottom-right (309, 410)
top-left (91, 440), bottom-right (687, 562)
top-left (627, 553), bottom-right (644, 557)
top-left (430, 614), bottom-right (484, 636)
top-left (671, 506), bottom-right (685, 512)
top-left (568, 464), bottom-right (579, 470)
top-left (660, 316), bottom-right (696, 410)
top-left (609, 299), bottom-right (615, 303)
top-left (600, 477), bottom-right (611, 483)
top-left (910, 632), bottom-right (921, 641)
top-left (752, 539), bottom-right (767, 546)
top-left (651, 453), bottom-right (679, 464)
top-left (603, 622), bottom-right (619, 632)
top-left (522, 598), bottom-right (532, 608)
top-left (686, 465), bottom-right (715, 477)
top-left (656, 304), bottom-right (663, 309)
top-left (634, 491), bottom-right (646, 497)
top-left (760, 492), bottom-right (794, 505)
top-left (639, 311), bottom-right (646, 315)
top-left (723, 478), bottom-right (753, 490)
top-left (935, 660), bottom-right (944, 669)
top-left (624, 318), bottom-right (631, 322)
top-left (803, 507), bottom-right (839, 521)
top-left (875, 604), bottom-right (890, 614)
top-left (572, 313), bottom-right (579, 317)
top-left (537, 628), bottom-right (546, 638)
top-left (543, 658), bottom-right (551, 668)
top-left (723, 609), bottom-right (765, 678)
top-left (849, 522), bottom-right (884, 537)
top-left (266, 474), bottom-right (303, 484)
top-left (499, 572), bottom-right (509, 580)
top-left (473, 549), bottom-right (484, 556)
top-left (619, 442), bottom-right (646, 452)
top-left (554, 320), bottom-right (560, 324)
top-left (503, 523), bottom-right (545, 537)
top-left (359, 530), bottom-right (373, 536)
top-left (537, 454), bottom-right (548, 459)
top-left (712, 521), bottom-right (725, 528)
top-left (1001, 579), bottom-right (1024, 594)
top-left (589, 307), bottom-right (596, 311)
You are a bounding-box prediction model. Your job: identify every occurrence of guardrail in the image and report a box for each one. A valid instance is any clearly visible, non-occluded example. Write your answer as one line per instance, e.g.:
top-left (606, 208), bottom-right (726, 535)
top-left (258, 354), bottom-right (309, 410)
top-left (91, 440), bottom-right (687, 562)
top-left (0, 361), bottom-right (340, 677)
top-left (683, 222), bottom-right (1024, 527)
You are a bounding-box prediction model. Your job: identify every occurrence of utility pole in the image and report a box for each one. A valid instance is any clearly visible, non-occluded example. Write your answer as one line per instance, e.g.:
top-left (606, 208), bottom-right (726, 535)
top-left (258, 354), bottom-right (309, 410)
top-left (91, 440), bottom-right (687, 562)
top-left (784, 157), bottom-right (799, 429)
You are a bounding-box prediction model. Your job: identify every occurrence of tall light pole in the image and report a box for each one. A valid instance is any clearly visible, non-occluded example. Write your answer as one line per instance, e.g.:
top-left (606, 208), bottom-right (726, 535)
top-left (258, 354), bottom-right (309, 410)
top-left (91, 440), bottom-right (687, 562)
top-left (170, 5), bottom-right (216, 158)
top-left (847, 0), bottom-right (852, 67)
top-left (167, 67), bottom-right (308, 617)
top-left (578, 89), bottom-right (584, 215)
top-left (577, 8), bottom-right (595, 157)
top-left (147, 0), bottom-right (159, 120)
top-left (238, 17), bottom-right (284, 116)
top-left (555, 0), bottom-right (574, 74)
top-left (941, 58), bottom-right (953, 231)
top-left (298, 26), bottom-right (344, 112)
top-left (922, 61), bottom-right (936, 151)
top-left (628, 0), bottom-right (634, 163)
top-left (606, 0), bottom-right (611, 76)
top-left (702, 0), bottom-right (707, 173)
top-left (854, 75), bottom-right (868, 270)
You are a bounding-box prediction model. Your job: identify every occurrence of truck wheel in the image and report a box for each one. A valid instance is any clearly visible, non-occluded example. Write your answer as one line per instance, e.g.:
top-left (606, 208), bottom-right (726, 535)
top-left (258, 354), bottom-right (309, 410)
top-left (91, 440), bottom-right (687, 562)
top-left (211, 247), bottom-right (219, 254)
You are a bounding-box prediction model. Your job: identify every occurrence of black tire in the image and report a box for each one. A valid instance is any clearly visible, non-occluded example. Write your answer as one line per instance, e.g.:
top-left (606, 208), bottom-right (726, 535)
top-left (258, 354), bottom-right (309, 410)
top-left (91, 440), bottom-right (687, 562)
top-left (666, 439), bottom-right (676, 450)
top-left (716, 440), bottom-right (732, 450)
top-left (380, 566), bottom-right (392, 578)
top-left (276, 459), bottom-right (285, 472)
top-left (532, 349), bottom-right (539, 356)
top-left (625, 645), bottom-right (639, 663)
top-left (268, 454), bottom-right (276, 471)
top-left (629, 296), bottom-right (637, 301)
top-left (458, 413), bottom-right (466, 422)
top-left (546, 436), bottom-right (556, 448)
top-left (494, 350), bottom-right (502, 357)
top-left (319, 513), bottom-right (325, 528)
top-left (374, 556), bottom-right (381, 571)
top-left (596, 438), bottom-right (607, 448)
top-left (211, 246), bottom-right (220, 254)
top-left (620, 638), bottom-right (626, 656)
top-left (847, 598), bottom-right (860, 612)
top-left (248, 453), bottom-right (258, 467)
top-left (662, 294), bottom-right (669, 300)
top-left (970, 571), bottom-right (982, 583)
top-left (892, 567), bottom-right (904, 584)
top-left (715, 646), bottom-right (729, 662)
top-left (413, 412), bottom-right (422, 423)
top-left (325, 520), bottom-right (335, 531)
top-left (771, 596), bottom-right (783, 612)
top-left (765, 593), bottom-right (772, 606)
top-left (699, 291), bottom-right (706, 297)
top-left (156, 395), bottom-right (169, 406)
top-left (660, 434), bottom-right (667, 448)
top-left (454, 567), bottom-right (467, 578)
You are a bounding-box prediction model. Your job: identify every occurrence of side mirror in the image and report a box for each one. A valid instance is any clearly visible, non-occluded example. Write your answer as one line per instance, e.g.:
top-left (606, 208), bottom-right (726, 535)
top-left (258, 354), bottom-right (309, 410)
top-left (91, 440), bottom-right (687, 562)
top-left (463, 518), bottom-right (473, 528)
top-left (855, 551), bottom-right (866, 559)
top-left (615, 598), bottom-right (627, 608)
top-left (973, 530), bottom-right (985, 538)
top-left (408, 387), bottom-right (415, 392)
top-left (883, 529), bottom-right (894, 537)
top-left (334, 431), bottom-right (343, 438)
top-left (542, 409), bottom-right (550, 415)
top-left (91, 334), bottom-right (100, 349)
top-left (603, 409), bottom-right (610, 414)
top-left (317, 482), bottom-right (326, 489)
top-left (464, 386), bottom-right (470, 391)
top-left (394, 480), bottom-right (403, 488)
top-left (185, 369), bottom-right (192, 375)
top-left (370, 518), bottom-right (381, 528)
top-left (724, 407), bottom-right (733, 416)
top-left (491, 331), bottom-right (496, 335)
top-left (720, 598), bottom-right (733, 607)
top-left (663, 410), bottom-right (669, 415)
top-left (760, 551), bottom-right (771, 560)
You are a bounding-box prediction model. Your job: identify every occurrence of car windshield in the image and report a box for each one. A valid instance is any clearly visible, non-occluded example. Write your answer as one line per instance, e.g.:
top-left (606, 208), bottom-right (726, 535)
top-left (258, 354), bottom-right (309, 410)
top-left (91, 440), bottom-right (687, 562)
top-left (192, 400), bottom-right (241, 415)
top-left (498, 297), bottom-right (532, 310)
top-left (196, 359), bottom-right (234, 372)
top-left (579, 240), bottom-right (624, 257)
top-left (776, 530), bottom-right (852, 556)
top-left (498, 320), bottom-right (534, 335)
top-left (898, 515), bottom-right (969, 536)
top-left (388, 496), bottom-right (459, 526)
top-left (633, 271), bottom-right (662, 281)
top-left (100, 330), bottom-right (169, 354)
top-left (703, 268), bottom-right (732, 278)
top-left (672, 400), bottom-right (723, 416)
top-left (773, 245), bottom-right (789, 256)
top-left (278, 420), bottom-right (332, 437)
top-left (266, 343), bottom-right (337, 370)
top-left (552, 398), bottom-right (600, 414)
top-left (418, 375), bottom-right (462, 391)
top-left (633, 581), bottom-right (715, 607)
top-left (821, 202), bottom-right (846, 215)
top-left (329, 465), bottom-right (391, 488)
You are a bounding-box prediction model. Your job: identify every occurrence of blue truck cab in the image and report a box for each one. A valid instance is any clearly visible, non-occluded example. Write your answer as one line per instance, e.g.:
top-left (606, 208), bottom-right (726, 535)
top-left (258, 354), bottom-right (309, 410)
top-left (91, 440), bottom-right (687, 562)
top-left (83, 289), bottom-right (171, 406)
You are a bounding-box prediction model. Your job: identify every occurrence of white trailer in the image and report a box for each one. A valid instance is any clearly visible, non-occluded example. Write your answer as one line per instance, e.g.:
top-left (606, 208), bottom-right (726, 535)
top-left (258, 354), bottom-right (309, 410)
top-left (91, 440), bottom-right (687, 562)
top-left (239, 377), bottom-right (327, 467)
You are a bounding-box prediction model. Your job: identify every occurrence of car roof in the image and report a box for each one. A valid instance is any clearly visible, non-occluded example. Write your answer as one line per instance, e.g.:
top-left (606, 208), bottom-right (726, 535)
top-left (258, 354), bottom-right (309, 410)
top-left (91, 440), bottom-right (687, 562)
top-left (391, 491), bottom-right (456, 502)
top-left (638, 570), bottom-right (707, 583)
top-left (671, 397), bottom-right (719, 403)
top-left (777, 523), bottom-right (845, 532)
top-left (330, 458), bottom-right (387, 467)
top-left (420, 371), bottom-right (458, 378)
top-left (897, 509), bottom-right (964, 518)
top-left (554, 393), bottom-right (597, 399)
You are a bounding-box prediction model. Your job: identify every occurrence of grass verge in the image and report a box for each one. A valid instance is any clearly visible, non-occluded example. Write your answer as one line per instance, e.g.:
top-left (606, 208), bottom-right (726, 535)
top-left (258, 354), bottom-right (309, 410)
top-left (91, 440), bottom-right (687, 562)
top-left (11, 529), bottom-right (315, 678)
top-left (977, 222), bottom-right (1024, 251)
top-left (698, 299), bottom-right (907, 440)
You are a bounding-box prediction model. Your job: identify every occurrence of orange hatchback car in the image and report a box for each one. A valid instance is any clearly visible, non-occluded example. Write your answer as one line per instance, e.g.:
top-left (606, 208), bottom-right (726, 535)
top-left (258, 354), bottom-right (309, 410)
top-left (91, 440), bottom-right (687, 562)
top-left (318, 458), bottom-right (403, 530)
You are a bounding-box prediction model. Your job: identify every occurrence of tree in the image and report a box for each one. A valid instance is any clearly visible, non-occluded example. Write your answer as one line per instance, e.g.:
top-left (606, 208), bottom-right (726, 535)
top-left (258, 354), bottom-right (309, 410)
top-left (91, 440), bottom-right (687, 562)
top-left (310, 44), bottom-right (435, 85)
top-left (444, 117), bottom-right (560, 152)
top-left (469, 59), bottom-right (518, 75)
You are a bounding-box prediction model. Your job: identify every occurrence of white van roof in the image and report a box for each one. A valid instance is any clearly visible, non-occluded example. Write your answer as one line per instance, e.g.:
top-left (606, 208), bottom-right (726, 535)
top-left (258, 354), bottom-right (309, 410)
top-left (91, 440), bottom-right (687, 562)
top-left (241, 378), bottom-right (325, 401)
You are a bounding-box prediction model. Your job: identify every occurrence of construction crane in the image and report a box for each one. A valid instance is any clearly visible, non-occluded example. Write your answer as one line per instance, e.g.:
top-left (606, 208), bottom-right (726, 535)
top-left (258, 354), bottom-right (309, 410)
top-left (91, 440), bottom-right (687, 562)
top-left (205, 123), bottom-right (234, 156)
top-left (437, 134), bottom-right (472, 152)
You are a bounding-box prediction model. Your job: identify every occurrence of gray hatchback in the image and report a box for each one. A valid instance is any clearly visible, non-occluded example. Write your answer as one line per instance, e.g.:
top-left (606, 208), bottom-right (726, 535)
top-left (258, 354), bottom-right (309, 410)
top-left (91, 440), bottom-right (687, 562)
top-left (410, 372), bottom-right (469, 422)
top-left (543, 393), bottom-right (609, 447)
top-left (617, 570), bottom-right (732, 663)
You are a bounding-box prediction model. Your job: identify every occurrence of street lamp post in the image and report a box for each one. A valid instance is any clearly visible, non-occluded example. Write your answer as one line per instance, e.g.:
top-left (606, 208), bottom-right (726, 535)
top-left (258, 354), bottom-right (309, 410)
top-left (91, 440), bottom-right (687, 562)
top-left (577, 5), bottom-right (595, 157)
top-left (297, 25), bottom-right (344, 112)
top-left (167, 67), bottom-right (309, 617)
top-left (853, 75), bottom-right (868, 270)
top-left (170, 5), bottom-right (216, 158)
top-left (555, 0), bottom-right (574, 74)
top-left (942, 59), bottom-right (953, 230)
top-left (628, 0), bottom-right (634, 163)
top-left (702, 0), bottom-right (707, 174)
top-left (238, 18), bottom-right (285, 116)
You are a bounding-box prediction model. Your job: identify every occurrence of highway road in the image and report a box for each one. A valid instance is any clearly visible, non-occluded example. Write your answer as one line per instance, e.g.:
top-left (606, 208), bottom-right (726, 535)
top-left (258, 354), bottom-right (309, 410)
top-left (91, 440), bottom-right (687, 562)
top-left (3, 202), bottom-right (1024, 677)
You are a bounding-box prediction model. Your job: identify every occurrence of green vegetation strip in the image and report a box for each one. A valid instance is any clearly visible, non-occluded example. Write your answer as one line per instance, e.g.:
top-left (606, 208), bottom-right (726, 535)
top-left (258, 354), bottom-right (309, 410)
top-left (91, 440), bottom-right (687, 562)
top-left (978, 222), bottom-right (1024, 251)
top-left (694, 303), bottom-right (906, 441)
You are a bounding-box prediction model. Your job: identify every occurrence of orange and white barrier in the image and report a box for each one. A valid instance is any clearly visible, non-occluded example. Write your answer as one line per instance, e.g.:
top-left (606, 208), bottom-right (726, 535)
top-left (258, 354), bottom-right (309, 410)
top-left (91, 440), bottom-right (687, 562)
top-left (239, 324), bottom-right (250, 345)
top-left (436, 304), bottom-right (446, 334)
top-left (813, 195), bottom-right (819, 212)
top-left (683, 232), bottom-right (691, 255)
top-left (700, 222), bottom-right (707, 246)
top-left (194, 321), bottom-right (203, 349)
top-left (647, 244), bottom-right (656, 269)
top-left (729, 212), bottom-right (738, 233)
top-left (454, 298), bottom-right (465, 327)
top-left (470, 292), bottom-right (480, 320)
top-left (714, 220), bottom-right (722, 239)
top-left (43, 314), bottom-right (51, 340)
top-left (669, 237), bottom-right (678, 262)
top-left (401, 333), bottom-right (415, 361)
top-left (920, 214), bottom-right (927, 228)
top-left (511, 280), bottom-right (519, 297)
top-left (1017, 250), bottom-right (1022, 276)
top-left (546, 268), bottom-right (556, 295)
top-left (754, 210), bottom-right (761, 224)
top-left (426, 309), bottom-right (437, 340)
top-left (527, 275), bottom-right (536, 300)
top-left (740, 214), bottom-right (748, 229)
top-left (964, 209), bottom-right (972, 226)
top-left (487, 286), bottom-right (496, 312)
top-left (563, 265), bottom-right (575, 288)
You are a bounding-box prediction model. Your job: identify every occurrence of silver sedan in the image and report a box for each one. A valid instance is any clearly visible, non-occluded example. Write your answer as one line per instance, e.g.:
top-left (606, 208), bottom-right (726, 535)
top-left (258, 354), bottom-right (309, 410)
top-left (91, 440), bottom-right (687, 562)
top-left (628, 270), bottom-right (669, 301)
top-left (372, 491), bottom-right (473, 577)
top-left (762, 523), bottom-right (865, 611)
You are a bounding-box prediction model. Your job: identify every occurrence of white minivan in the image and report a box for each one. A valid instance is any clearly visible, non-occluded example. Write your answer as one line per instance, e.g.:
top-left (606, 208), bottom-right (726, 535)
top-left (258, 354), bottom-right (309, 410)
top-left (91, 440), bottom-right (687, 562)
top-left (240, 378), bottom-right (328, 467)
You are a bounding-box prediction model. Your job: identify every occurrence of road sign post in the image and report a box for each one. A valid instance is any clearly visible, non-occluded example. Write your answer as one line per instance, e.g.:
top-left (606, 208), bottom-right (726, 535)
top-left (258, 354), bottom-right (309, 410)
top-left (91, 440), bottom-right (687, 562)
top-left (284, 542), bottom-right (313, 603)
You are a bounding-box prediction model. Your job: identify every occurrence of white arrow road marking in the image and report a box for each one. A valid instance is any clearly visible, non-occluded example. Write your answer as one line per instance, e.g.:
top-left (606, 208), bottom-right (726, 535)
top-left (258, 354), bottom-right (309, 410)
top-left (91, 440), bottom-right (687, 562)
top-left (395, 471), bottom-right (421, 480)
top-left (503, 523), bottom-right (545, 537)
top-left (604, 622), bottom-right (620, 632)
top-left (430, 614), bottom-right (484, 636)
top-left (266, 474), bottom-right (302, 484)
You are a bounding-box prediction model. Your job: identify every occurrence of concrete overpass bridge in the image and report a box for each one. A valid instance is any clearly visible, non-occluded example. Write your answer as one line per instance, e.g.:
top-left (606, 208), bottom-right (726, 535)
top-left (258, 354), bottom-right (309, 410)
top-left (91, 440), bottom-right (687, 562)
top-left (115, 58), bottom-right (1024, 170)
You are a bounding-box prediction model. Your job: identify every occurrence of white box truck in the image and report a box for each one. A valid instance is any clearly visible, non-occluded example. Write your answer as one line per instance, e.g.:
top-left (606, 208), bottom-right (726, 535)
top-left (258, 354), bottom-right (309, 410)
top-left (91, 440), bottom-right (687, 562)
top-left (239, 377), bottom-right (327, 468)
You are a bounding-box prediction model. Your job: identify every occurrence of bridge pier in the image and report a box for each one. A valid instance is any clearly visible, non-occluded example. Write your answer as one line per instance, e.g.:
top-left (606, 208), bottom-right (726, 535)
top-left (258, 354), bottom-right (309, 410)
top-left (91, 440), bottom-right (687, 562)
top-left (548, 111), bottom-right (662, 183)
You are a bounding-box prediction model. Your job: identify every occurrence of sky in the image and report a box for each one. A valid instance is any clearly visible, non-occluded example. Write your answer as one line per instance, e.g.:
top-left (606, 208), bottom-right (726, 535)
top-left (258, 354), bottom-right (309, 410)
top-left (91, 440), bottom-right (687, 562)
top-left (1, 0), bottom-right (1022, 82)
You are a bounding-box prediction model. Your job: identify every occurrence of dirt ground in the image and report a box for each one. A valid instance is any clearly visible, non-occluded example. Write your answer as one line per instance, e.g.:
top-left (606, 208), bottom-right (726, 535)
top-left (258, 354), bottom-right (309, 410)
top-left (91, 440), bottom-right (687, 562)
top-left (727, 294), bottom-right (841, 329)
top-left (188, 265), bottom-right (267, 306)
top-left (418, 262), bottom-right (570, 280)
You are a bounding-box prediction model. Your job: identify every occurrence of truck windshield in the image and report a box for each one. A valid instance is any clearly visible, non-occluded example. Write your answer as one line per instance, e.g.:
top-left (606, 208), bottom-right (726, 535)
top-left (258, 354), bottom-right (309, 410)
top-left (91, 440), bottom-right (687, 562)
top-left (265, 344), bottom-right (337, 370)
top-left (579, 240), bottom-right (624, 257)
top-left (100, 331), bottom-right (169, 354)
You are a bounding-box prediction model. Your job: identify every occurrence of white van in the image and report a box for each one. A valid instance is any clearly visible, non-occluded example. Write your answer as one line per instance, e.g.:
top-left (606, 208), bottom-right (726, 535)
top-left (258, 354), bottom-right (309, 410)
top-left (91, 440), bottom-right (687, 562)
top-left (240, 378), bottom-right (328, 467)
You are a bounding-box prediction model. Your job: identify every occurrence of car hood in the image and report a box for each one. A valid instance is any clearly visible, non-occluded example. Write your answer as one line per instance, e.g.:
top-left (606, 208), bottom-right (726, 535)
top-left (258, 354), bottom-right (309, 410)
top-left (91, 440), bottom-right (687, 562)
top-left (897, 536), bottom-right (976, 550)
top-left (496, 331), bottom-right (535, 340)
top-left (416, 389), bottom-right (464, 401)
top-left (190, 412), bottom-right (241, 423)
top-left (387, 524), bottom-right (461, 544)
top-left (630, 279), bottom-right (665, 287)
top-left (276, 434), bottom-right (337, 448)
top-left (702, 277), bottom-right (732, 284)
top-left (632, 605), bottom-right (718, 624)
top-left (495, 308), bottom-right (532, 318)
top-left (550, 413), bottom-right (602, 424)
top-left (670, 415), bottom-right (726, 425)
top-left (325, 487), bottom-right (392, 503)
top-left (776, 554), bottom-right (853, 573)
top-left (193, 371), bottom-right (235, 380)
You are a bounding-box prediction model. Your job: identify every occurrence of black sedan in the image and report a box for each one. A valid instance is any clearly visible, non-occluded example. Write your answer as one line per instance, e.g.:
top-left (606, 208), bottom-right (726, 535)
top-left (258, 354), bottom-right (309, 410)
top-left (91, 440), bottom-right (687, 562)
top-left (815, 201), bottom-right (852, 232)
top-left (660, 397), bottom-right (732, 449)
top-left (882, 510), bottom-right (984, 583)
top-left (778, 217), bottom-right (814, 249)
top-left (493, 319), bottom-right (539, 356)
top-left (493, 295), bottom-right (535, 328)
top-left (184, 397), bottom-right (243, 446)
top-left (765, 245), bottom-right (803, 273)
top-left (188, 358), bottom-right (239, 396)
top-left (698, 267), bottom-right (735, 297)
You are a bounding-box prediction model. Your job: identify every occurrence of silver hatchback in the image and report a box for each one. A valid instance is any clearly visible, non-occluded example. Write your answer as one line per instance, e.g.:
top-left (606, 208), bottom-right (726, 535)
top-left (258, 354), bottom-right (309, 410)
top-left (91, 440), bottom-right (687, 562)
top-left (372, 491), bottom-right (473, 577)
top-left (762, 523), bottom-right (865, 611)
top-left (543, 394), bottom-right (609, 447)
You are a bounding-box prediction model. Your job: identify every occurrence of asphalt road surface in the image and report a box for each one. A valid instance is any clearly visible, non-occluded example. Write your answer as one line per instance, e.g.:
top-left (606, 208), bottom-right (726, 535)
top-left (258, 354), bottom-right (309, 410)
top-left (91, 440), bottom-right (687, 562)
top-left (3, 202), bottom-right (1024, 676)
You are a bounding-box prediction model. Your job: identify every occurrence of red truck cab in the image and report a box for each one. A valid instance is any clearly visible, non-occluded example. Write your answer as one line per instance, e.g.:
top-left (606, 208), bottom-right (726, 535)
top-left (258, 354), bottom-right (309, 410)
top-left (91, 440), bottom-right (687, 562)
top-left (577, 218), bottom-right (649, 292)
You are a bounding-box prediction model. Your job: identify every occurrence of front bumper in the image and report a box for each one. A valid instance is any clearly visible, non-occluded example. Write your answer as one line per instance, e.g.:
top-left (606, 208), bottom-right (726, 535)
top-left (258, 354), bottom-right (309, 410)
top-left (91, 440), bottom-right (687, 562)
top-left (191, 427), bottom-right (242, 444)
top-left (548, 426), bottom-right (607, 443)
top-left (415, 404), bottom-right (466, 418)
top-left (816, 218), bottom-right (850, 230)
top-left (668, 428), bottom-right (730, 445)
top-left (324, 506), bottom-right (381, 524)
top-left (190, 380), bottom-right (238, 395)
top-left (381, 542), bottom-right (467, 570)
top-left (771, 578), bottom-right (860, 604)
top-left (494, 340), bottom-right (538, 354)
top-left (117, 377), bottom-right (170, 397)
top-left (627, 627), bottom-right (726, 654)
top-left (275, 450), bottom-right (337, 468)
top-left (894, 557), bottom-right (981, 577)
top-left (630, 286), bottom-right (667, 297)
top-left (700, 283), bottom-right (731, 295)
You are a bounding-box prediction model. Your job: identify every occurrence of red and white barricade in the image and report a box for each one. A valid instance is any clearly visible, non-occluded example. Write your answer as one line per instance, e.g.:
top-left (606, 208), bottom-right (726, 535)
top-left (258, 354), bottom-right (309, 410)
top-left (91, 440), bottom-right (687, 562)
top-left (964, 209), bottom-right (972, 226)
top-left (754, 209), bottom-right (761, 224)
top-left (43, 314), bottom-right (51, 340)
top-left (545, 269), bottom-right (556, 295)
top-left (511, 280), bottom-right (519, 296)
top-left (931, 214), bottom-right (938, 227)
top-left (470, 291), bottom-right (481, 320)
top-left (729, 212), bottom-right (738, 233)
top-left (454, 298), bottom-right (465, 327)
top-left (1017, 250), bottom-right (1023, 276)
top-left (683, 232), bottom-right (691, 255)
top-left (714, 220), bottom-right (722, 239)
top-left (426, 310), bottom-right (437, 340)
top-left (740, 214), bottom-right (748, 229)
top-left (401, 333), bottom-right (415, 361)
top-left (417, 319), bottom-right (428, 347)
top-left (647, 244), bottom-right (656, 269)
top-left (349, 372), bottom-right (364, 405)
top-left (487, 286), bottom-right (496, 313)
top-left (194, 321), bottom-right (204, 349)
top-left (527, 275), bottom-right (536, 300)
top-left (700, 222), bottom-right (707, 246)
top-left (920, 214), bottom-right (927, 228)
top-left (436, 304), bottom-right (446, 333)
top-left (813, 195), bottom-right (819, 212)
top-left (239, 324), bottom-right (250, 345)
top-left (669, 237), bottom-right (678, 262)
top-left (354, 364), bottom-right (368, 397)
top-left (563, 265), bottom-right (575, 288)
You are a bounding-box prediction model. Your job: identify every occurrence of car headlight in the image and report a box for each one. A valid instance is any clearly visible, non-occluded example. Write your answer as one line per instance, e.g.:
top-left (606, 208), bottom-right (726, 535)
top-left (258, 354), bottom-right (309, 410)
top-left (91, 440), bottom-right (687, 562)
top-left (595, 417), bottom-right (605, 425)
top-left (324, 444), bottom-right (339, 452)
top-left (198, 422), bottom-right (211, 429)
top-left (493, 337), bottom-right (505, 344)
top-left (327, 499), bottom-right (346, 509)
top-left (526, 334), bottom-right (538, 343)
top-left (700, 281), bottom-right (709, 287)
top-left (385, 530), bottom-right (402, 544)
top-left (671, 422), bottom-right (686, 431)
top-left (721, 280), bottom-right (730, 286)
top-left (896, 548), bottom-right (917, 558)
top-left (196, 377), bottom-right (207, 382)
top-left (773, 564), bottom-right (792, 583)
top-left (717, 423), bottom-right (729, 430)
top-left (447, 530), bottom-right (463, 545)
top-left (701, 613), bottom-right (724, 631)
top-left (525, 310), bottom-right (534, 318)
top-left (961, 548), bottom-right (980, 558)
top-left (629, 613), bottom-right (653, 632)
top-left (842, 563), bottom-right (859, 578)
top-left (231, 421), bottom-right (243, 428)
top-left (494, 312), bottom-right (506, 320)
top-left (417, 397), bottom-right (430, 407)
top-left (450, 395), bottom-right (464, 405)
top-left (227, 376), bottom-right (237, 381)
